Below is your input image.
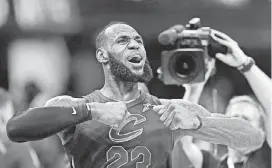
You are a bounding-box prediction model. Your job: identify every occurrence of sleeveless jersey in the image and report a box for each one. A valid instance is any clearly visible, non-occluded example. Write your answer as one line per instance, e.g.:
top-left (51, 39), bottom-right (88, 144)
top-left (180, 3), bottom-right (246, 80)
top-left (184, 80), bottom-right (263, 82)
top-left (64, 90), bottom-right (174, 168)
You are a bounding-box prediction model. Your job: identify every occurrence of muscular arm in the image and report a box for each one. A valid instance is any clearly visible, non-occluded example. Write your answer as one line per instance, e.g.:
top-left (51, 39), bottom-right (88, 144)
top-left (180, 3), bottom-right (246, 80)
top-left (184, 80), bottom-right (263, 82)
top-left (6, 96), bottom-right (88, 142)
top-left (160, 99), bottom-right (264, 153)
top-left (210, 29), bottom-right (271, 147)
top-left (243, 64), bottom-right (271, 147)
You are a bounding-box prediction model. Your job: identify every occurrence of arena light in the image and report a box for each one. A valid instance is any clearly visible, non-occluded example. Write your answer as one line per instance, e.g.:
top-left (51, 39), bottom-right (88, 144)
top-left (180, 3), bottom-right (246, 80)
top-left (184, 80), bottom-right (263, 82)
top-left (8, 38), bottom-right (71, 100)
top-left (13, 0), bottom-right (46, 29)
top-left (0, 0), bottom-right (9, 28)
top-left (13, 0), bottom-right (81, 33)
top-left (124, 0), bottom-right (144, 2)
top-left (123, 0), bottom-right (157, 3)
top-left (210, 0), bottom-right (251, 8)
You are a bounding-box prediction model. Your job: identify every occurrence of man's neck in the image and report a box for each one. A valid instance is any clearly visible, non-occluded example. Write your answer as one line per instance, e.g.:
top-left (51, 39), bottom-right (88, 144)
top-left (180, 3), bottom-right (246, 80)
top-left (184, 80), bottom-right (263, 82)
top-left (101, 76), bottom-right (140, 102)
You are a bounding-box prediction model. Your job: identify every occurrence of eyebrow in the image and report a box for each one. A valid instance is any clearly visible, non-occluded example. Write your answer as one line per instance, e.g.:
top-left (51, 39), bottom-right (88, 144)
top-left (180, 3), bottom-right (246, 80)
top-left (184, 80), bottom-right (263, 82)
top-left (115, 35), bottom-right (143, 40)
top-left (134, 35), bottom-right (143, 40)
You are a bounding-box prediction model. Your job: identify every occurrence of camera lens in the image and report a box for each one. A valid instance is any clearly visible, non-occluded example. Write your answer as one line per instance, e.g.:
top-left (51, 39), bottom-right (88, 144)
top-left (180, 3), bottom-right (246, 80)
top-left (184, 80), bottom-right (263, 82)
top-left (174, 54), bottom-right (196, 76)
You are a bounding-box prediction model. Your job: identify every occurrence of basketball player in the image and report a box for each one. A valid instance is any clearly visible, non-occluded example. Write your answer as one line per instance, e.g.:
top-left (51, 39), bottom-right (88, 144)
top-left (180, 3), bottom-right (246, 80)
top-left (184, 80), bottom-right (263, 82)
top-left (6, 22), bottom-right (263, 168)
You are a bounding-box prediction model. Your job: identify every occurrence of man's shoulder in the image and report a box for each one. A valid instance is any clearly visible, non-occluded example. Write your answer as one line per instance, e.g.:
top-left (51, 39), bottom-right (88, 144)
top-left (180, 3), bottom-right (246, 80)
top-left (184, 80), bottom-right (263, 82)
top-left (45, 95), bottom-right (85, 107)
top-left (251, 140), bottom-right (271, 159)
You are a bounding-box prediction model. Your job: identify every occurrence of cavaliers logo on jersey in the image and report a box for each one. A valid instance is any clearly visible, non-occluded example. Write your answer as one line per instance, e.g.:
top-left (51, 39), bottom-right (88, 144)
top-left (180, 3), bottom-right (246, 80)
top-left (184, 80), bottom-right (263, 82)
top-left (109, 114), bottom-right (146, 143)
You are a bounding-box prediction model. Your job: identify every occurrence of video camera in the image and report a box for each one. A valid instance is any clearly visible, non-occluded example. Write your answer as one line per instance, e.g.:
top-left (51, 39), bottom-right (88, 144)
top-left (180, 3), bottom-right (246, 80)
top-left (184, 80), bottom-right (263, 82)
top-left (157, 18), bottom-right (227, 85)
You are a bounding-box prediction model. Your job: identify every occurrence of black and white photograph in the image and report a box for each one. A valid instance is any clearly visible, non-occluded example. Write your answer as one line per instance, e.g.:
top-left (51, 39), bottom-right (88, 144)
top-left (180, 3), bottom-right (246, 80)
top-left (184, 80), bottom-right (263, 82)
top-left (0, 0), bottom-right (270, 168)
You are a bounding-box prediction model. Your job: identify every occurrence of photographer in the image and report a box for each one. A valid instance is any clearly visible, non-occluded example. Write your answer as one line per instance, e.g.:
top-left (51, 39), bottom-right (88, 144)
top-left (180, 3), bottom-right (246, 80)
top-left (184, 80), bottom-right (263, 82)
top-left (173, 29), bottom-right (271, 168)
top-left (211, 30), bottom-right (271, 168)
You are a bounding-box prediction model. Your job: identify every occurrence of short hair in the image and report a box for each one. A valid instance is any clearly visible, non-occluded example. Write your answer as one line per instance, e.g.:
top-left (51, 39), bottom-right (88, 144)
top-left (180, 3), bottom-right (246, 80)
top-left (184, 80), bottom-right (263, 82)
top-left (226, 95), bottom-right (265, 130)
top-left (95, 21), bottom-right (129, 50)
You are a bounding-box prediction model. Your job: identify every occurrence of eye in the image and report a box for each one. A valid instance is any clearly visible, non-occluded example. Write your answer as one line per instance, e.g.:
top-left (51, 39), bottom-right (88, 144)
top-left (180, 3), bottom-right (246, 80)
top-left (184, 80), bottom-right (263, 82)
top-left (134, 37), bottom-right (143, 44)
top-left (136, 39), bottom-right (143, 44)
top-left (117, 38), bottom-right (129, 44)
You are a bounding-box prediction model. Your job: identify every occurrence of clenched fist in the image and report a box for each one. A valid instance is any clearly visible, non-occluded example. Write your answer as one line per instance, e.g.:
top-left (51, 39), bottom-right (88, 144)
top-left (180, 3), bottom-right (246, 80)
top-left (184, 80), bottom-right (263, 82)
top-left (87, 102), bottom-right (129, 129)
top-left (153, 103), bottom-right (201, 130)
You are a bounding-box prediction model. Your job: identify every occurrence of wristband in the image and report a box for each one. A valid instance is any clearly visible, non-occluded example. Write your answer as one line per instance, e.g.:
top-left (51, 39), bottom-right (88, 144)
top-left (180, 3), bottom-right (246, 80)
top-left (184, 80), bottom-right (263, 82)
top-left (237, 57), bottom-right (255, 73)
top-left (85, 104), bottom-right (92, 120)
top-left (194, 115), bottom-right (203, 130)
top-left (73, 104), bottom-right (92, 121)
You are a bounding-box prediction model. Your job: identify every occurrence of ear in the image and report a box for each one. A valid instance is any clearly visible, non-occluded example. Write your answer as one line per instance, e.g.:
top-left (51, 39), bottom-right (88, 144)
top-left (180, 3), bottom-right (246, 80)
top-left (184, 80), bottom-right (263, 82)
top-left (96, 48), bottom-right (109, 63)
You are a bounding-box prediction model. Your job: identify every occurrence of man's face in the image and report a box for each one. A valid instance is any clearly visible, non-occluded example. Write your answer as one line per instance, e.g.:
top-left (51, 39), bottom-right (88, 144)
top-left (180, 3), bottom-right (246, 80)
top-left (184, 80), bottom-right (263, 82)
top-left (227, 102), bottom-right (261, 129)
top-left (103, 24), bottom-right (153, 83)
top-left (227, 102), bottom-right (264, 155)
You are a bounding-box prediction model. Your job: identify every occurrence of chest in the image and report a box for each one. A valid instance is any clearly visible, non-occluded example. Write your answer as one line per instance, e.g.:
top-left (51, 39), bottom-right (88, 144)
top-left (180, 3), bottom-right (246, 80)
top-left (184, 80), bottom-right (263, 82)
top-left (68, 99), bottom-right (174, 167)
top-left (79, 103), bottom-right (172, 147)
top-left (73, 103), bottom-right (173, 151)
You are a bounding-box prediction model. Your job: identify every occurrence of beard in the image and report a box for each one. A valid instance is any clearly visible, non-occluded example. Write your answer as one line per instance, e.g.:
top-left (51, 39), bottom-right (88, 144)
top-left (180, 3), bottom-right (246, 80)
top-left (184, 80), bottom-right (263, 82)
top-left (108, 54), bottom-right (153, 83)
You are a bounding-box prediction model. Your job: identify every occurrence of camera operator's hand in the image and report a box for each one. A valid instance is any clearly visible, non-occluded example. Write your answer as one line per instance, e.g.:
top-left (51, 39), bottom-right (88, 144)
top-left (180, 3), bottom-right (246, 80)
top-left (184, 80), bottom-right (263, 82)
top-left (211, 29), bottom-right (249, 67)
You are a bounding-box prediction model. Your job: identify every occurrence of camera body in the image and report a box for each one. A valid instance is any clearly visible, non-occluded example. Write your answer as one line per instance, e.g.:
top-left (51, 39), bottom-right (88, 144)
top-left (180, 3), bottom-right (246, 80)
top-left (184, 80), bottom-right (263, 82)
top-left (159, 18), bottom-right (224, 85)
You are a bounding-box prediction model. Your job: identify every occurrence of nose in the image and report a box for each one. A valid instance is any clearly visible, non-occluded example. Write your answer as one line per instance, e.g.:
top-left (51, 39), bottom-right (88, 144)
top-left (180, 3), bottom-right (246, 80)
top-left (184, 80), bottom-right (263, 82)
top-left (127, 39), bottom-right (140, 50)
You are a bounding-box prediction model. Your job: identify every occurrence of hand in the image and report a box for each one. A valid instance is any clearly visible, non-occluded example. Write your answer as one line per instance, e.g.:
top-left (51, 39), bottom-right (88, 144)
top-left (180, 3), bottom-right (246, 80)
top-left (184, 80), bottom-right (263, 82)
top-left (153, 103), bottom-right (200, 130)
top-left (211, 29), bottom-right (249, 67)
top-left (87, 102), bottom-right (129, 129)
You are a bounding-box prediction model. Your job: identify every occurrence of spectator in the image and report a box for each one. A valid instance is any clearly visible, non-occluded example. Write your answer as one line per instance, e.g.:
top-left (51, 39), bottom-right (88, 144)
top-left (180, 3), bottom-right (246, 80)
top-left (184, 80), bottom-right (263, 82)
top-left (219, 96), bottom-right (270, 168)
top-left (173, 29), bottom-right (271, 168)
top-left (211, 29), bottom-right (271, 168)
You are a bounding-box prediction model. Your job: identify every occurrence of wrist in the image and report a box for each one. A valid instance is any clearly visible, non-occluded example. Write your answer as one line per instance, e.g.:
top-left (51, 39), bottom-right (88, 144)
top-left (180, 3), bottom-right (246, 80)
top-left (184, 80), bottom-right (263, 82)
top-left (85, 104), bottom-right (93, 120)
top-left (74, 104), bottom-right (92, 121)
top-left (234, 53), bottom-right (249, 67)
top-left (237, 57), bottom-right (255, 73)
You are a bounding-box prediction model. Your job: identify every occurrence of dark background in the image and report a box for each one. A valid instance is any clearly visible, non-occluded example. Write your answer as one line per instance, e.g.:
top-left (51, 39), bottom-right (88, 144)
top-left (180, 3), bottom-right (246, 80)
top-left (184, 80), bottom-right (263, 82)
top-left (0, 0), bottom-right (270, 99)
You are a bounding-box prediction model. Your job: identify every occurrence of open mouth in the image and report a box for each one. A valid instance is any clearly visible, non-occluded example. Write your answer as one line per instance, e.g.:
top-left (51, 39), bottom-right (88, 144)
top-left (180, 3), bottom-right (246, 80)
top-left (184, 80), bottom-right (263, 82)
top-left (128, 55), bottom-right (143, 64)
